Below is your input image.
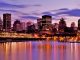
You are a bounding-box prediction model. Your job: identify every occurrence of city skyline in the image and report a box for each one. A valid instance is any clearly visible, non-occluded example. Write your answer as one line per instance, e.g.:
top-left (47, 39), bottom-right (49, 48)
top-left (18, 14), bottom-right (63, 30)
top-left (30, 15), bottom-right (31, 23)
top-left (0, 0), bottom-right (80, 26)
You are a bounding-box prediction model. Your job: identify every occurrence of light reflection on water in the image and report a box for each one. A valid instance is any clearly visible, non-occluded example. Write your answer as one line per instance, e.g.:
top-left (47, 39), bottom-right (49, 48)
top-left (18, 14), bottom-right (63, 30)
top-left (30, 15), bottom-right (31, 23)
top-left (0, 41), bottom-right (80, 60)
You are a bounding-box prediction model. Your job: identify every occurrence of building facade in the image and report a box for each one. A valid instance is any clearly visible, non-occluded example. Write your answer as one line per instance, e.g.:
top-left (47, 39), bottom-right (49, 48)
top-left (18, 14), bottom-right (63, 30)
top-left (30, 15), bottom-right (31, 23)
top-left (42, 15), bottom-right (52, 27)
top-left (78, 19), bottom-right (80, 30)
top-left (3, 13), bottom-right (11, 32)
top-left (37, 15), bottom-right (52, 31)
top-left (13, 20), bottom-right (22, 32)
top-left (58, 18), bottom-right (66, 33)
top-left (37, 18), bottom-right (42, 31)
top-left (0, 17), bottom-right (3, 31)
top-left (21, 22), bottom-right (26, 32)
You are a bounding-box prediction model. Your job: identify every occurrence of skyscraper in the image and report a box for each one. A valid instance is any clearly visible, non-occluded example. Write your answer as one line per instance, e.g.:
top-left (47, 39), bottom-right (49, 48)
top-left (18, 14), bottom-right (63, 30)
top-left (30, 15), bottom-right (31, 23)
top-left (13, 20), bottom-right (21, 32)
top-left (3, 13), bottom-right (11, 32)
top-left (21, 22), bottom-right (26, 31)
top-left (37, 18), bottom-right (42, 31)
top-left (42, 15), bottom-right (52, 26)
top-left (78, 19), bottom-right (80, 30)
top-left (39, 15), bottom-right (52, 31)
top-left (58, 18), bottom-right (66, 33)
top-left (0, 17), bottom-right (3, 31)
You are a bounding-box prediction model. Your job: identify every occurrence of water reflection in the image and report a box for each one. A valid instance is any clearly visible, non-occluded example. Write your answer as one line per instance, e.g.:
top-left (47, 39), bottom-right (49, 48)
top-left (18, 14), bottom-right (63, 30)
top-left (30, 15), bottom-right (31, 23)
top-left (0, 41), bottom-right (80, 60)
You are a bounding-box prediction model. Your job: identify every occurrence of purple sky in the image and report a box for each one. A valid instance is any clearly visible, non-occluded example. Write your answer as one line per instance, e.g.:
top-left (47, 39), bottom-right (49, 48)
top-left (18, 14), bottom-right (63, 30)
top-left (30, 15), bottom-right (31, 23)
top-left (0, 0), bottom-right (80, 26)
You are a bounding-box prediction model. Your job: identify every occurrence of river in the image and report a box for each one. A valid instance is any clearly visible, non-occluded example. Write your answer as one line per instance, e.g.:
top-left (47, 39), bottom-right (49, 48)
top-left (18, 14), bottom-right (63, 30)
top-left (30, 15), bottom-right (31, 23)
top-left (0, 41), bottom-right (80, 60)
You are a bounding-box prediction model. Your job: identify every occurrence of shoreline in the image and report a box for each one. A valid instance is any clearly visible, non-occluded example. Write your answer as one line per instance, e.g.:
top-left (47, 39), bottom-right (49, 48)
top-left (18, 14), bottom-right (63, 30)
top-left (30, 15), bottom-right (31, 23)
top-left (0, 36), bottom-right (79, 43)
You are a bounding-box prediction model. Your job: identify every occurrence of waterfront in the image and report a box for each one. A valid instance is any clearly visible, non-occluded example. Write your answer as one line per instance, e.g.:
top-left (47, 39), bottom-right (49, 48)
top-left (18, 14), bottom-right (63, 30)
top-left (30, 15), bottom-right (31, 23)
top-left (0, 41), bottom-right (80, 60)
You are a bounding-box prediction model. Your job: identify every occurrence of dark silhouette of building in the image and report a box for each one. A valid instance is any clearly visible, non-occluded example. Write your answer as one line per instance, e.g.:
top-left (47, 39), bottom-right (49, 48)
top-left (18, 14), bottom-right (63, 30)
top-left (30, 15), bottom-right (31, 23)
top-left (58, 18), bottom-right (67, 33)
top-left (78, 19), bottom-right (80, 30)
top-left (69, 22), bottom-right (77, 33)
top-left (39, 15), bottom-right (52, 31)
top-left (0, 17), bottom-right (3, 31)
top-left (37, 18), bottom-right (42, 31)
top-left (37, 15), bottom-right (52, 31)
top-left (42, 15), bottom-right (52, 26)
top-left (3, 13), bottom-right (11, 32)
top-left (52, 23), bottom-right (58, 34)
top-left (13, 20), bottom-right (22, 32)
top-left (21, 22), bottom-right (26, 31)
top-left (26, 24), bottom-right (36, 33)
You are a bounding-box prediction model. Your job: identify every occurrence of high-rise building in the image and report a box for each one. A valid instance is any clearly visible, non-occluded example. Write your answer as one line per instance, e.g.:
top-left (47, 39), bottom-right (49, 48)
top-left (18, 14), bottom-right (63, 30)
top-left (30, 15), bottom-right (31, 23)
top-left (13, 20), bottom-right (22, 32)
top-left (69, 22), bottom-right (77, 33)
top-left (78, 19), bottom-right (80, 30)
top-left (0, 17), bottom-right (3, 31)
top-left (3, 13), bottom-right (11, 32)
top-left (37, 18), bottom-right (42, 30)
top-left (58, 18), bottom-right (66, 33)
top-left (21, 22), bottom-right (26, 31)
top-left (26, 21), bottom-right (36, 33)
top-left (37, 15), bottom-right (52, 31)
top-left (42, 15), bottom-right (52, 27)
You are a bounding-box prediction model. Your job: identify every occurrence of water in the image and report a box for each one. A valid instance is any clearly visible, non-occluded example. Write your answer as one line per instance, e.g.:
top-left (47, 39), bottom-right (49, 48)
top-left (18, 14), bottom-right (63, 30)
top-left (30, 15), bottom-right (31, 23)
top-left (0, 41), bottom-right (80, 60)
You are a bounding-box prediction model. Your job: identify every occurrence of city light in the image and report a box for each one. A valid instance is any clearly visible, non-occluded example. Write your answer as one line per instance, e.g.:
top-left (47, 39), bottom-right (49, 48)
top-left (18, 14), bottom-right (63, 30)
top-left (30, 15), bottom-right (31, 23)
top-left (0, 14), bottom-right (79, 42)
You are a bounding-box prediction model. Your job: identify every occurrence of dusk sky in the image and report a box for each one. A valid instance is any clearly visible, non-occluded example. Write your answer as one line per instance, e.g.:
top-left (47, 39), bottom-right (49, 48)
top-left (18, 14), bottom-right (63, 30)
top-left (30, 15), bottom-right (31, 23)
top-left (0, 0), bottom-right (80, 26)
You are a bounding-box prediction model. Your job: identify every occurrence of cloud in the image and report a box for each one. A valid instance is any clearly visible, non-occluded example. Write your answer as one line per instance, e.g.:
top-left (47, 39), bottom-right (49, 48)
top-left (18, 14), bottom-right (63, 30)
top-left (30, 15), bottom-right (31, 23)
top-left (38, 8), bottom-right (80, 21)
top-left (58, 8), bottom-right (69, 11)
top-left (21, 16), bottom-right (39, 20)
top-left (32, 4), bottom-right (41, 7)
top-left (52, 16), bottom-right (67, 20)
top-left (41, 8), bottom-right (80, 17)
top-left (0, 2), bottom-right (41, 9)
top-left (50, 8), bottom-right (69, 12)
top-left (41, 11), bottom-right (55, 16)
top-left (41, 8), bottom-right (69, 16)
top-left (0, 9), bottom-right (29, 15)
top-left (31, 12), bottom-right (41, 15)
top-left (0, 2), bottom-right (26, 8)
top-left (55, 9), bottom-right (80, 17)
